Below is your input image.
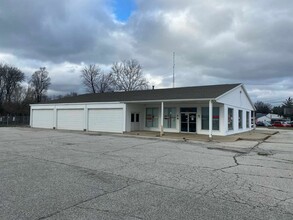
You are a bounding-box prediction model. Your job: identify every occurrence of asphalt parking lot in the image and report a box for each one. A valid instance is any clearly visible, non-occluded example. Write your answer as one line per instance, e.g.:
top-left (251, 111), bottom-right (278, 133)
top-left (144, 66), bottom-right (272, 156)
top-left (0, 127), bottom-right (292, 220)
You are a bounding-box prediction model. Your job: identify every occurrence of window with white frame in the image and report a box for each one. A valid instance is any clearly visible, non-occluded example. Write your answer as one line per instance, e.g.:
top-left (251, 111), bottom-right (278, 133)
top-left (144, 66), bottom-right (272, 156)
top-left (228, 108), bottom-right (234, 130)
top-left (239, 110), bottom-right (243, 129)
top-left (201, 107), bottom-right (220, 130)
top-left (145, 108), bottom-right (158, 128)
top-left (163, 107), bottom-right (176, 128)
top-left (246, 111), bottom-right (250, 128)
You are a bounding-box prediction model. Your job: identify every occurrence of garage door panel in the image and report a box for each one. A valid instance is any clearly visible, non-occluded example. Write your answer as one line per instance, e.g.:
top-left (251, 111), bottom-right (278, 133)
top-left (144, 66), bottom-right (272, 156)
top-left (88, 109), bottom-right (123, 133)
top-left (32, 109), bottom-right (54, 129)
top-left (57, 109), bottom-right (84, 131)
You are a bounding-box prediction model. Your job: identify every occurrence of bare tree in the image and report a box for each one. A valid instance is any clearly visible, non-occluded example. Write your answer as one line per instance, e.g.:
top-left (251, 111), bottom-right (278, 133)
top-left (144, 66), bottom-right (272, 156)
top-left (30, 67), bottom-right (51, 103)
top-left (110, 59), bottom-right (149, 91)
top-left (0, 63), bottom-right (25, 103)
top-left (81, 64), bottom-right (100, 93)
top-left (254, 101), bottom-right (272, 114)
top-left (96, 73), bottom-right (113, 93)
top-left (81, 64), bottom-right (112, 93)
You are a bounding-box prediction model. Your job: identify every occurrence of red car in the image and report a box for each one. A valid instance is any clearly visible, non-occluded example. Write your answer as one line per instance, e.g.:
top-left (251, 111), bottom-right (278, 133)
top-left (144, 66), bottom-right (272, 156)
top-left (272, 121), bottom-right (291, 127)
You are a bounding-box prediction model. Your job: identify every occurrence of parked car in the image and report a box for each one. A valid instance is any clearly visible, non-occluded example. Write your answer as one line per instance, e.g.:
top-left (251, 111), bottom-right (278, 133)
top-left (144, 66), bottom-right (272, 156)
top-left (256, 121), bottom-right (272, 127)
top-left (284, 121), bottom-right (293, 127)
top-left (272, 121), bottom-right (291, 127)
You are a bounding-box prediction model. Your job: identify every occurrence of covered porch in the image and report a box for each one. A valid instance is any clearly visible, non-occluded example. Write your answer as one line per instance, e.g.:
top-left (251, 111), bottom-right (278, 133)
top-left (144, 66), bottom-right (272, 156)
top-left (125, 99), bottom-right (224, 138)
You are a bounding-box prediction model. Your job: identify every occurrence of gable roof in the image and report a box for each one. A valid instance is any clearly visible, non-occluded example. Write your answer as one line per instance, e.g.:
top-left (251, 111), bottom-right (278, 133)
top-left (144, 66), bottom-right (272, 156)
top-left (44, 83), bottom-right (242, 104)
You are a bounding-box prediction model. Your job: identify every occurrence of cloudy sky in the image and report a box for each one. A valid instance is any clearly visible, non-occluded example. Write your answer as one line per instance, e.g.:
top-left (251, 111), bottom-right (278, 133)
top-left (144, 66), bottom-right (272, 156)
top-left (0, 0), bottom-right (292, 105)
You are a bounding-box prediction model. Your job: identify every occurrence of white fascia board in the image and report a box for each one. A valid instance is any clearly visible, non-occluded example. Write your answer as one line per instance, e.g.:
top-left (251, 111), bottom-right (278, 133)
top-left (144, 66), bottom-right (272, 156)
top-left (123, 98), bottom-right (215, 103)
top-left (30, 101), bottom-right (122, 107)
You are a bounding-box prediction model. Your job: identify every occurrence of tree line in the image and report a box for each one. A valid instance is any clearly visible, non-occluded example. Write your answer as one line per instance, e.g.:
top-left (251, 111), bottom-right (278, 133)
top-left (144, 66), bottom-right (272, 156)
top-left (0, 59), bottom-right (149, 116)
top-left (80, 59), bottom-right (149, 93)
top-left (0, 64), bottom-right (51, 115)
top-left (254, 97), bottom-right (293, 118)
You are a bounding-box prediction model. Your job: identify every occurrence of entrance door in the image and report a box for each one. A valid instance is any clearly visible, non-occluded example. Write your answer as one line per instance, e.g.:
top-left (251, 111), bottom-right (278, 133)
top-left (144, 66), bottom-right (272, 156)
top-left (180, 112), bottom-right (197, 133)
top-left (130, 113), bottom-right (140, 131)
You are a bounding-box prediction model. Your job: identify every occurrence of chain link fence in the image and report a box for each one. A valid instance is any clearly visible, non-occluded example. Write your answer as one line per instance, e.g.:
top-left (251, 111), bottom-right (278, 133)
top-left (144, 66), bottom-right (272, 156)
top-left (0, 115), bottom-right (30, 126)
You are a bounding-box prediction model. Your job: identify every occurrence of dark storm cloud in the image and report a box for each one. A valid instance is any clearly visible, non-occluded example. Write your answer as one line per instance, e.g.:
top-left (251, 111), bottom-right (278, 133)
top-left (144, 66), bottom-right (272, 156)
top-left (0, 0), bottom-right (292, 104)
top-left (126, 0), bottom-right (293, 103)
top-left (0, 0), bottom-right (130, 63)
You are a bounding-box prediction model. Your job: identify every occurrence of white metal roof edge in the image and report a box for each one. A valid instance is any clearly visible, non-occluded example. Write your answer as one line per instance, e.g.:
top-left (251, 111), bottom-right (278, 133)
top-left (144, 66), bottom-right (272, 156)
top-left (29, 101), bottom-right (123, 106)
top-left (30, 98), bottom-right (217, 107)
top-left (122, 98), bottom-right (216, 103)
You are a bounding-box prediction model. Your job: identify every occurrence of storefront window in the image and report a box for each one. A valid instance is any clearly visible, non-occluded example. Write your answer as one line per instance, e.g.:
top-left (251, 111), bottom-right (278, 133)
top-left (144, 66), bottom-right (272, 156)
top-left (239, 110), bottom-right (243, 129)
top-left (246, 111), bottom-right (250, 128)
top-left (213, 107), bottom-right (220, 130)
top-left (145, 108), bottom-right (158, 128)
top-left (202, 107), bottom-right (209, 130)
top-left (201, 107), bottom-right (220, 130)
top-left (163, 108), bottom-right (176, 128)
top-left (228, 108), bottom-right (233, 130)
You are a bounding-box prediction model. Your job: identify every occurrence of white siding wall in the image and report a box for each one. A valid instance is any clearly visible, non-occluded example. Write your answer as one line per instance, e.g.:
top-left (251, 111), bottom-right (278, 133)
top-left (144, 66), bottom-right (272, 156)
top-left (217, 85), bottom-right (254, 110)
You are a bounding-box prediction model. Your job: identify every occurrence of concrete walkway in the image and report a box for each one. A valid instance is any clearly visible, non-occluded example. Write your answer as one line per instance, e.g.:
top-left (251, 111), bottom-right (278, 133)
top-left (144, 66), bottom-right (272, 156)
top-left (124, 129), bottom-right (278, 142)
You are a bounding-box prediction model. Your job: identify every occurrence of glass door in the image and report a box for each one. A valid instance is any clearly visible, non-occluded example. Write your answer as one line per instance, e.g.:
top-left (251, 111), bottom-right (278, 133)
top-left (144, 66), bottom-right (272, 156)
top-left (180, 113), bottom-right (188, 132)
top-left (189, 113), bottom-right (196, 132)
top-left (180, 112), bottom-right (197, 133)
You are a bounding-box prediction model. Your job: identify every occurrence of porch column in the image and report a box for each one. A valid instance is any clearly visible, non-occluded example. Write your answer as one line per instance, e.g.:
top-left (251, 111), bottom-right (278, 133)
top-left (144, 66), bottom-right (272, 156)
top-left (160, 101), bottom-right (164, 136)
top-left (209, 100), bottom-right (213, 139)
top-left (53, 105), bottom-right (57, 129)
top-left (253, 111), bottom-right (256, 130)
top-left (83, 105), bottom-right (88, 131)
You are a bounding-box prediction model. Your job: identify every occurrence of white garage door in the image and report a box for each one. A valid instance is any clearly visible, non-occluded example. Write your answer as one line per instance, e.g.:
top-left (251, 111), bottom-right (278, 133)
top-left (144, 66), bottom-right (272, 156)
top-left (88, 109), bottom-right (123, 133)
top-left (57, 109), bottom-right (84, 131)
top-left (32, 109), bottom-right (54, 129)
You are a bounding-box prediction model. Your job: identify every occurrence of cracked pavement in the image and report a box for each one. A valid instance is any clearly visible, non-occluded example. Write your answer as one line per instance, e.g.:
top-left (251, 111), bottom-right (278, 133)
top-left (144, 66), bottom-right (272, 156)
top-left (0, 127), bottom-right (292, 219)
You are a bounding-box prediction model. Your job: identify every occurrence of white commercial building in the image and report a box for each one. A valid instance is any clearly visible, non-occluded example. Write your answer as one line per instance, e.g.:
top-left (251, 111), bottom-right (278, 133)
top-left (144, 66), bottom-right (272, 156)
top-left (30, 83), bottom-right (255, 137)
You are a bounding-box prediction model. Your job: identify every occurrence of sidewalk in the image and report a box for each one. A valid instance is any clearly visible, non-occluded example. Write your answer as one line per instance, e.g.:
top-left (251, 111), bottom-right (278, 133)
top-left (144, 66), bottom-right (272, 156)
top-left (123, 129), bottom-right (278, 142)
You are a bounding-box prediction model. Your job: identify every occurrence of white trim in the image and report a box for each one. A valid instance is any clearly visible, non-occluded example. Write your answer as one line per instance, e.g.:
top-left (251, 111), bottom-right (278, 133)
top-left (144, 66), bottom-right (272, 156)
top-left (160, 102), bottom-right (164, 136)
top-left (209, 100), bottom-right (213, 138)
top-left (84, 105), bottom-right (88, 131)
top-left (30, 101), bottom-right (122, 106)
top-left (123, 98), bottom-right (215, 103)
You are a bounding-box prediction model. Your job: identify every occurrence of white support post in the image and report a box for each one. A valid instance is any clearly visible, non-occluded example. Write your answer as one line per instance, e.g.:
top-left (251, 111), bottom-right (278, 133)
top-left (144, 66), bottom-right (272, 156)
top-left (53, 105), bottom-right (57, 129)
top-left (209, 100), bottom-right (213, 139)
top-left (29, 106), bottom-right (33, 127)
top-left (84, 105), bottom-right (88, 131)
top-left (122, 104), bottom-right (127, 133)
top-left (160, 102), bottom-right (164, 136)
top-left (253, 111), bottom-right (256, 130)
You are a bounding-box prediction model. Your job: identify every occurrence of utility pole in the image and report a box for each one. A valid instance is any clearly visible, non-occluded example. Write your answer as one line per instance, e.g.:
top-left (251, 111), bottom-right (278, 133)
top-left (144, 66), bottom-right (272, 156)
top-left (173, 52), bottom-right (175, 88)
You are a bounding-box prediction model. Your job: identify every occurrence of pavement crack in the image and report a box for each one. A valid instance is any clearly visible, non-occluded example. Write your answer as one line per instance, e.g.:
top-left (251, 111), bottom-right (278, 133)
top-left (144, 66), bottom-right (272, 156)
top-left (37, 180), bottom-right (141, 220)
top-left (101, 140), bottom-right (161, 156)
